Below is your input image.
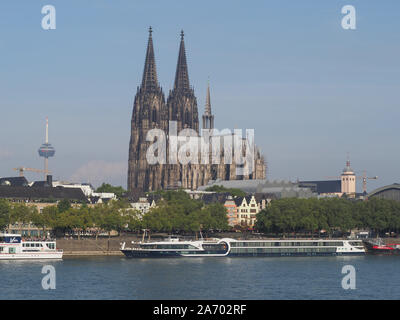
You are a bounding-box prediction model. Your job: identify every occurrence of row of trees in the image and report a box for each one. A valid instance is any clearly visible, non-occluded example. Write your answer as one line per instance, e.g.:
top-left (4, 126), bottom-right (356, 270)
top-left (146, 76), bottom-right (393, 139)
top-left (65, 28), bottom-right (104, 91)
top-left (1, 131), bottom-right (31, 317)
top-left (0, 190), bottom-right (230, 237)
top-left (3, 191), bottom-right (400, 238)
top-left (0, 199), bottom-right (134, 238)
top-left (135, 190), bottom-right (229, 232)
top-left (256, 197), bottom-right (400, 236)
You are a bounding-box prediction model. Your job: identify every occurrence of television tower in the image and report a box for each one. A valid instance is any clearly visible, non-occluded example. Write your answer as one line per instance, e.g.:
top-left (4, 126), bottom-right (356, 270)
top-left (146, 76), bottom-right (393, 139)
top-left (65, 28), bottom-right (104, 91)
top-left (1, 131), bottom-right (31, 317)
top-left (38, 117), bottom-right (55, 180)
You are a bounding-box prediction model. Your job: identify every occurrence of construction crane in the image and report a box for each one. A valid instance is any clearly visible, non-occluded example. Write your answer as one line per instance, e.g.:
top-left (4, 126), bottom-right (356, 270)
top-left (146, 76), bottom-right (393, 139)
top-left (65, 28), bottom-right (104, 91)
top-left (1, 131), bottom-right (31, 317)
top-left (13, 167), bottom-right (50, 177)
top-left (359, 170), bottom-right (378, 194)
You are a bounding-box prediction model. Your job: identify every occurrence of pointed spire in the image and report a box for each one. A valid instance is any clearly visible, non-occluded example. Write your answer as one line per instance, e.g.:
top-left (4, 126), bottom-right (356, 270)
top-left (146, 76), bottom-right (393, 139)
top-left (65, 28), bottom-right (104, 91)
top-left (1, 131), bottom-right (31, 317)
top-left (173, 30), bottom-right (190, 91)
top-left (204, 79), bottom-right (211, 115)
top-left (202, 79), bottom-right (214, 130)
top-left (141, 26), bottom-right (159, 91)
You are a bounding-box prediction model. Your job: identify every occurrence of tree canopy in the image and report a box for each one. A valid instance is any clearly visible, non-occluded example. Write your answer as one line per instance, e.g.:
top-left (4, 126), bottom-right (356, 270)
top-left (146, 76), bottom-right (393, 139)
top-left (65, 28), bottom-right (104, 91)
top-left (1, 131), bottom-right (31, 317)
top-left (96, 183), bottom-right (126, 199)
top-left (3, 193), bottom-right (400, 238)
top-left (256, 197), bottom-right (400, 236)
top-left (135, 190), bottom-right (230, 233)
top-left (205, 185), bottom-right (246, 197)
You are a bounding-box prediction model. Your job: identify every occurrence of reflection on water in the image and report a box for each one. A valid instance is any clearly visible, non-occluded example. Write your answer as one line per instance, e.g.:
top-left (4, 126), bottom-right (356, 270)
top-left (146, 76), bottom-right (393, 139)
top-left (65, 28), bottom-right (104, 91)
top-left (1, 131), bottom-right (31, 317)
top-left (0, 255), bottom-right (399, 299)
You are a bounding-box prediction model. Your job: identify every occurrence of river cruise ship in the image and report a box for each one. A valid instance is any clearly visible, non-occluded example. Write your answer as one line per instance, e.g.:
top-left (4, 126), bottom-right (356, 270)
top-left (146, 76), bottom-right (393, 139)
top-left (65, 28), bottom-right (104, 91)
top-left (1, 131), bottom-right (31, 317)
top-left (121, 237), bottom-right (365, 258)
top-left (0, 233), bottom-right (63, 260)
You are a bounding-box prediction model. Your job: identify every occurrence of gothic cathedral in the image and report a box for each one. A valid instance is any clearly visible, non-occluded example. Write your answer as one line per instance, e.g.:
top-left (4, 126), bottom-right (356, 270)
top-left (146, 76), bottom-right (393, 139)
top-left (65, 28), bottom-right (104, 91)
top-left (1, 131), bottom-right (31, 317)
top-left (128, 28), bottom-right (266, 192)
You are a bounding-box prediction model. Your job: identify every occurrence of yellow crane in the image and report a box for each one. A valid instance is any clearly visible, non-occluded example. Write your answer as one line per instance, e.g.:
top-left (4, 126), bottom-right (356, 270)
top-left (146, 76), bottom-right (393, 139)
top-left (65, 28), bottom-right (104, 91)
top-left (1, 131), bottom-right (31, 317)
top-left (13, 167), bottom-right (50, 177)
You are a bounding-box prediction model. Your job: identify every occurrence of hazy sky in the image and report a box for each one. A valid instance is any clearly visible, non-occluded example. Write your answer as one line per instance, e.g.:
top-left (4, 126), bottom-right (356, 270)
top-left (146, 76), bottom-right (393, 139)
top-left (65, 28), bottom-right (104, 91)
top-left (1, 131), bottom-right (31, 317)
top-left (0, 0), bottom-right (399, 192)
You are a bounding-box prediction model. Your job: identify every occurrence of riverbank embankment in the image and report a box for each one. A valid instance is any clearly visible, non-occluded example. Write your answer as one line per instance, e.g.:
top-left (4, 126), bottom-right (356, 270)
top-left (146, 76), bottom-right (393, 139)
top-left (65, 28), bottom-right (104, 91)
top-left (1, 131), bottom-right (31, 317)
top-left (57, 236), bottom-right (141, 256)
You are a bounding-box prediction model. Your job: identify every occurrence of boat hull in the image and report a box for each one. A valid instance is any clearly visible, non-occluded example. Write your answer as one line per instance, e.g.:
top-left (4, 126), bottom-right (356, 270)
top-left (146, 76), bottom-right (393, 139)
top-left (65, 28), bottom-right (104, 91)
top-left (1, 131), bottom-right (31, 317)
top-left (363, 240), bottom-right (400, 255)
top-left (121, 238), bottom-right (366, 258)
top-left (0, 252), bottom-right (63, 260)
top-left (121, 250), bottom-right (365, 258)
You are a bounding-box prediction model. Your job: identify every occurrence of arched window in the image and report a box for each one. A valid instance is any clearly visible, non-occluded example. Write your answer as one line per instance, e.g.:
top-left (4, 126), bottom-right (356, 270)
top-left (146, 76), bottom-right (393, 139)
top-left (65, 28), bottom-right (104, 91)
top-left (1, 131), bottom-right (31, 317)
top-left (185, 110), bottom-right (190, 126)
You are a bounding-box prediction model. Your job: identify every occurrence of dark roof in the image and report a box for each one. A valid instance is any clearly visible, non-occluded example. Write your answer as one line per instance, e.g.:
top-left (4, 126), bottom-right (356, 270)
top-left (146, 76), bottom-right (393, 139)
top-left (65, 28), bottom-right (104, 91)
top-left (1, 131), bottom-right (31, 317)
top-left (234, 197), bottom-right (244, 206)
top-left (31, 181), bottom-right (52, 188)
top-left (0, 186), bottom-right (87, 202)
top-left (202, 193), bottom-right (231, 205)
top-left (254, 193), bottom-right (278, 202)
top-left (147, 193), bottom-right (163, 203)
top-left (368, 184), bottom-right (400, 201)
top-left (0, 177), bottom-right (29, 187)
top-left (299, 180), bottom-right (341, 194)
top-left (123, 189), bottom-right (163, 204)
top-left (123, 188), bottom-right (146, 202)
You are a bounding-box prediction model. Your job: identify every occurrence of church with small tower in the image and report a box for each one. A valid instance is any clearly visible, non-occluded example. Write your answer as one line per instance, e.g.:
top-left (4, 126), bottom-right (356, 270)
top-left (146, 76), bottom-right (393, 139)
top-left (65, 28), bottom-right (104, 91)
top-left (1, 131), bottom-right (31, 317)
top-left (128, 28), bottom-right (266, 192)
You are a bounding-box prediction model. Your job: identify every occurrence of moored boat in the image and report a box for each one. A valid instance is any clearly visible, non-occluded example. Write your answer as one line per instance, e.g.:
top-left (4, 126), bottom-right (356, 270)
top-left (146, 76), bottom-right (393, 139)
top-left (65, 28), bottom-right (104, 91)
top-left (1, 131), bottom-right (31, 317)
top-left (364, 238), bottom-right (400, 254)
top-left (0, 233), bottom-right (63, 260)
top-left (121, 236), bottom-right (365, 258)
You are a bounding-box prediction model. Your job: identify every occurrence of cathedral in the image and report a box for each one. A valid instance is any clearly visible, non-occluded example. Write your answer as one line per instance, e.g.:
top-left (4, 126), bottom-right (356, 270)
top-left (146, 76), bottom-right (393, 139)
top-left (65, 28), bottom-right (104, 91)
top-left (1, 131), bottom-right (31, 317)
top-left (128, 28), bottom-right (266, 192)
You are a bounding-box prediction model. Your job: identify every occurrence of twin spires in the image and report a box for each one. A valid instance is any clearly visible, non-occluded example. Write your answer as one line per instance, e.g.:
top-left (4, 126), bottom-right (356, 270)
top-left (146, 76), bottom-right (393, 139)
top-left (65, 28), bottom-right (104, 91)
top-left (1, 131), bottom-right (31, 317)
top-left (141, 26), bottom-right (159, 92)
top-left (139, 28), bottom-right (212, 129)
top-left (173, 30), bottom-right (190, 91)
top-left (141, 27), bottom-right (190, 92)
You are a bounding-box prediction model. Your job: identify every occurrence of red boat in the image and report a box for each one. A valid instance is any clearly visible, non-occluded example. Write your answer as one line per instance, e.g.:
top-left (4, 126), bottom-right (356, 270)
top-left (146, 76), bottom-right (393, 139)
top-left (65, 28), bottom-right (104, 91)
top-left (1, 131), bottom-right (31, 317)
top-left (364, 239), bottom-right (400, 254)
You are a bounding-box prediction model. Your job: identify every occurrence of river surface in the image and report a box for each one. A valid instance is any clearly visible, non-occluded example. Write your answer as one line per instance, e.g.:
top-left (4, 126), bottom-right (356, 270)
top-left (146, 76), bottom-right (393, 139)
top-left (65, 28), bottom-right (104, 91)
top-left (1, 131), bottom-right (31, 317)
top-left (0, 255), bottom-right (399, 299)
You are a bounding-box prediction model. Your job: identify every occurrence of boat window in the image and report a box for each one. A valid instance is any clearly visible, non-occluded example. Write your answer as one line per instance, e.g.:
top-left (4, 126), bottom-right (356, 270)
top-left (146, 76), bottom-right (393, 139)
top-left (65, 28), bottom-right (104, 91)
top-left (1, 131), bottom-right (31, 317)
top-left (0, 247), bottom-right (3, 252)
top-left (46, 243), bottom-right (55, 250)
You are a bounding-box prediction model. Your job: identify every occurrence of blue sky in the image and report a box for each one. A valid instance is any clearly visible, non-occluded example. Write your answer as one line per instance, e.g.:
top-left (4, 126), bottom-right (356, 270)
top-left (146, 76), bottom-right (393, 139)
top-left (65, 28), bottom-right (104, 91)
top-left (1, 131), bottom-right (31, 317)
top-left (0, 0), bottom-right (399, 191)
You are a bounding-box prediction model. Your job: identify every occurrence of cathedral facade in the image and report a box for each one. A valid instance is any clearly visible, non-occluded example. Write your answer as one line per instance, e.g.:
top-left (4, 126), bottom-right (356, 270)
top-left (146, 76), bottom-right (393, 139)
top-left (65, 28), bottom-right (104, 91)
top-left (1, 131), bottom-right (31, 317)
top-left (128, 28), bottom-right (266, 192)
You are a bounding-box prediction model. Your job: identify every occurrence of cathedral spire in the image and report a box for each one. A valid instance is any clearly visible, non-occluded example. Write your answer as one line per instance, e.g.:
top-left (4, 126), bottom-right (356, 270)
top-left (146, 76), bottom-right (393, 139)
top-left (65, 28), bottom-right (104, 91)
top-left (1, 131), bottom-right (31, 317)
top-left (173, 30), bottom-right (190, 91)
top-left (202, 80), bottom-right (214, 130)
top-left (204, 80), bottom-right (211, 115)
top-left (141, 26), bottom-right (159, 91)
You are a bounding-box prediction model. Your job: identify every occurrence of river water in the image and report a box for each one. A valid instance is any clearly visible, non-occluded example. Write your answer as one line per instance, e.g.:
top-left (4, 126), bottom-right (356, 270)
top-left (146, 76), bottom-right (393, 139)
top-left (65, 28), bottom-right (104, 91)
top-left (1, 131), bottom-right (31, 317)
top-left (0, 255), bottom-right (399, 299)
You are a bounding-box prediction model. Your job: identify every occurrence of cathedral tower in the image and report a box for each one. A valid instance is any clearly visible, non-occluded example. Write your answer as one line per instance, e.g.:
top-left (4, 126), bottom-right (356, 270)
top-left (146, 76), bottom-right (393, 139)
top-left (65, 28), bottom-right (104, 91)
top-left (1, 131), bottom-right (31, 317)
top-left (167, 31), bottom-right (199, 133)
top-left (128, 27), bottom-right (168, 192)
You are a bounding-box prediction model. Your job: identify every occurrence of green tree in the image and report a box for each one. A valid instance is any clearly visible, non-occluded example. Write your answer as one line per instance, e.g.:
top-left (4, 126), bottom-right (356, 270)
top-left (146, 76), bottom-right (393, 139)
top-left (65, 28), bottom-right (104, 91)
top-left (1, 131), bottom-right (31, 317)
top-left (57, 199), bottom-right (71, 213)
top-left (10, 203), bottom-right (36, 235)
top-left (96, 183), bottom-right (126, 199)
top-left (205, 185), bottom-right (246, 197)
top-left (0, 200), bottom-right (11, 231)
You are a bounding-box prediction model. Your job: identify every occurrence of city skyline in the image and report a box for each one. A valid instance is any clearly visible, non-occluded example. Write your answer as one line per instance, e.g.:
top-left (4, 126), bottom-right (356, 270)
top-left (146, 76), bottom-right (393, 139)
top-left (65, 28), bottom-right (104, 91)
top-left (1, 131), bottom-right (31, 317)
top-left (1, 1), bottom-right (399, 191)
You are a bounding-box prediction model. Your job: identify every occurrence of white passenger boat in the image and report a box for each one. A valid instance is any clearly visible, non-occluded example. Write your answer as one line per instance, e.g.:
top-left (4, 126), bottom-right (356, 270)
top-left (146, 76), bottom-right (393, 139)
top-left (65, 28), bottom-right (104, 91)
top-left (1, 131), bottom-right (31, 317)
top-left (0, 233), bottom-right (63, 260)
top-left (121, 236), bottom-right (366, 258)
